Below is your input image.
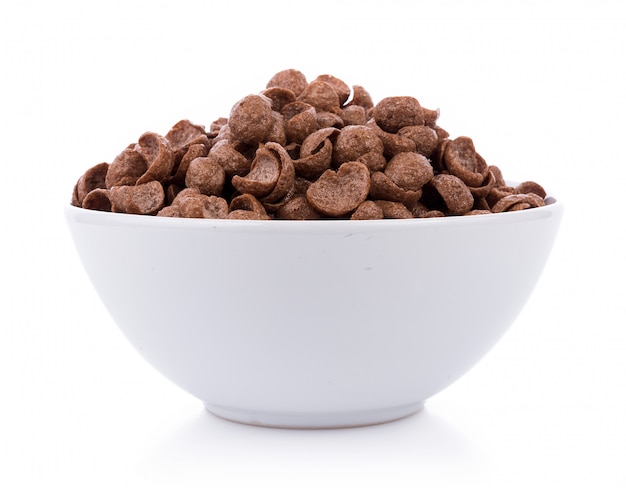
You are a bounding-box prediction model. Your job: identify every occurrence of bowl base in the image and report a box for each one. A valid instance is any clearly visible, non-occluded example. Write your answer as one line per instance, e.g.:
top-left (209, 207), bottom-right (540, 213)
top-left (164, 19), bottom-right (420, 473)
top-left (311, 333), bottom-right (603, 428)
top-left (204, 401), bottom-right (425, 429)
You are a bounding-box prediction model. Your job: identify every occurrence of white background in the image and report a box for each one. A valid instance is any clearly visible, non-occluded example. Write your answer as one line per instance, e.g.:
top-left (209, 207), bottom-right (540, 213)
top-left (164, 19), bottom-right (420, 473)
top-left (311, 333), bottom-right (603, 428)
top-left (1, 0), bottom-right (625, 486)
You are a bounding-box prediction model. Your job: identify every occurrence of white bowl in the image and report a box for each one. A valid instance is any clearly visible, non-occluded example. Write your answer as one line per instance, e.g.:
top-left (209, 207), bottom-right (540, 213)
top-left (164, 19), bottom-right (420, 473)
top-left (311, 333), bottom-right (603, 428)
top-left (65, 197), bottom-right (563, 428)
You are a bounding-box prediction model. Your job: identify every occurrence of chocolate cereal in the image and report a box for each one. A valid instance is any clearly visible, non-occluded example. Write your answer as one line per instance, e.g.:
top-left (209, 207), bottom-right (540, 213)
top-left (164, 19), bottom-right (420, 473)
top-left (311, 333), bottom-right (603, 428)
top-left (71, 69), bottom-right (551, 219)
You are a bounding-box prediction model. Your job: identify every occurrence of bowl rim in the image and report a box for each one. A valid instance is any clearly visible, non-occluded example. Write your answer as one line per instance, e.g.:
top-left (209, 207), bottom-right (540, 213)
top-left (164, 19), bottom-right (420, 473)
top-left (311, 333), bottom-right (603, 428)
top-left (65, 195), bottom-right (562, 233)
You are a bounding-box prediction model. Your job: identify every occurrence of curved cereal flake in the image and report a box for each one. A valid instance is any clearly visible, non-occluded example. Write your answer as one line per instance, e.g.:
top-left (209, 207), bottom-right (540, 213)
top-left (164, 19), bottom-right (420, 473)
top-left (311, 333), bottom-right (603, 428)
top-left (177, 194), bottom-right (229, 219)
top-left (375, 200), bottom-right (414, 219)
top-left (261, 186), bottom-right (296, 215)
top-left (397, 125), bottom-right (439, 157)
top-left (301, 127), bottom-right (340, 156)
top-left (431, 138), bottom-right (449, 173)
top-left (345, 85), bottom-right (374, 111)
top-left (229, 193), bottom-right (267, 213)
top-left (202, 196), bottom-right (229, 219)
top-left (105, 148), bottom-right (147, 189)
top-left (467, 169), bottom-right (496, 198)
top-left (231, 145), bottom-right (281, 197)
top-left (208, 140), bottom-right (251, 178)
top-left (515, 181), bottom-right (547, 199)
top-left (266, 111), bottom-right (287, 146)
top-left (434, 126), bottom-right (449, 140)
top-left (266, 69), bottom-right (308, 97)
top-left (260, 142), bottom-right (295, 203)
top-left (82, 188), bottom-right (111, 212)
top-left (314, 74), bottom-right (351, 106)
top-left (227, 210), bottom-right (267, 220)
top-left (109, 180), bottom-right (165, 215)
top-left (443, 136), bottom-right (489, 188)
top-left (228, 193), bottom-right (270, 220)
top-left (369, 171), bottom-right (422, 207)
top-left (491, 193), bottom-right (545, 213)
top-left (357, 151), bottom-right (387, 172)
top-left (170, 187), bottom-right (201, 203)
top-left (285, 112), bottom-right (318, 144)
top-left (306, 161), bottom-right (370, 217)
top-left (333, 125), bottom-right (384, 166)
top-left (262, 87), bottom-right (297, 112)
top-left (209, 117), bottom-right (228, 134)
top-left (71, 183), bottom-right (80, 207)
top-left (419, 210), bottom-right (446, 218)
top-left (298, 80), bottom-right (341, 114)
top-left (185, 156), bottom-right (226, 196)
top-left (510, 202), bottom-right (532, 211)
top-left (171, 143), bottom-right (209, 186)
top-left (384, 152), bottom-right (434, 192)
top-left (522, 192), bottom-right (546, 207)
top-left (165, 120), bottom-right (208, 162)
top-left (489, 165), bottom-right (506, 187)
top-left (423, 107), bottom-right (440, 128)
top-left (276, 195), bottom-right (322, 220)
top-left (350, 200), bottom-right (384, 220)
top-left (473, 196), bottom-right (491, 211)
top-left (156, 205), bottom-right (181, 218)
top-left (294, 141), bottom-right (333, 179)
top-left (164, 187), bottom-right (199, 213)
top-left (486, 185), bottom-right (516, 208)
top-left (373, 96), bottom-right (425, 133)
top-left (426, 174), bottom-right (474, 216)
top-left (408, 201), bottom-right (431, 218)
top-left (75, 162), bottom-right (109, 206)
top-left (366, 119), bottom-right (416, 158)
top-left (229, 94), bottom-right (274, 145)
top-left (282, 102), bottom-right (318, 144)
top-left (316, 111), bottom-right (344, 130)
top-left (210, 122), bottom-right (233, 146)
top-left (341, 105), bottom-right (367, 126)
top-left (281, 100), bottom-right (315, 121)
top-left (293, 127), bottom-right (339, 179)
top-left (135, 132), bottom-right (176, 185)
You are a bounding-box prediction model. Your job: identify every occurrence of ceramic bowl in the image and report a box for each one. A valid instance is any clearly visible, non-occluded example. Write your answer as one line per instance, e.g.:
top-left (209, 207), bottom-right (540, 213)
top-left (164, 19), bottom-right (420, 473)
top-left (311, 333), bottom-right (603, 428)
top-left (65, 195), bottom-right (562, 428)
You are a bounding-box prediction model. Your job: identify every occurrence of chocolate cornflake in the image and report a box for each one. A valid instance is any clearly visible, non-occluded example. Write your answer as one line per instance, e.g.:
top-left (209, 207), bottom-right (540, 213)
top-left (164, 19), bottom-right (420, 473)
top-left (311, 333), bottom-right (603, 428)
top-left (71, 69), bottom-right (551, 219)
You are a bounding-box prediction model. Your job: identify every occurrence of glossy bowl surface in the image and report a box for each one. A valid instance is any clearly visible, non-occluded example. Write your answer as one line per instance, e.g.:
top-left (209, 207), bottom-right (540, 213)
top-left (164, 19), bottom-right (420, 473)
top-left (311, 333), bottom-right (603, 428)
top-left (65, 197), bottom-right (562, 428)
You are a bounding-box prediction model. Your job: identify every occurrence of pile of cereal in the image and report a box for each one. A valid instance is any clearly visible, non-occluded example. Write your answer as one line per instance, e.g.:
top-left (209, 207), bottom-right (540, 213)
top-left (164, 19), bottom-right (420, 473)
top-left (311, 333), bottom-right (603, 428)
top-left (72, 69), bottom-right (548, 220)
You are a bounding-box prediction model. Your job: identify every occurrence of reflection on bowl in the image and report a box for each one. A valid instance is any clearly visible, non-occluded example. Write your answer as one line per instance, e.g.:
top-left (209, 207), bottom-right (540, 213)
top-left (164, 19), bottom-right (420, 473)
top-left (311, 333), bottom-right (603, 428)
top-left (65, 197), bottom-right (562, 428)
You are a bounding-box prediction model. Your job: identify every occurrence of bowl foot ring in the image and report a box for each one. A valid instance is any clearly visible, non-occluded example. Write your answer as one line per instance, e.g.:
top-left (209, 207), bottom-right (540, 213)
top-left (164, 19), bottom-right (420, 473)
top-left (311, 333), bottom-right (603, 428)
top-left (204, 401), bottom-right (425, 429)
